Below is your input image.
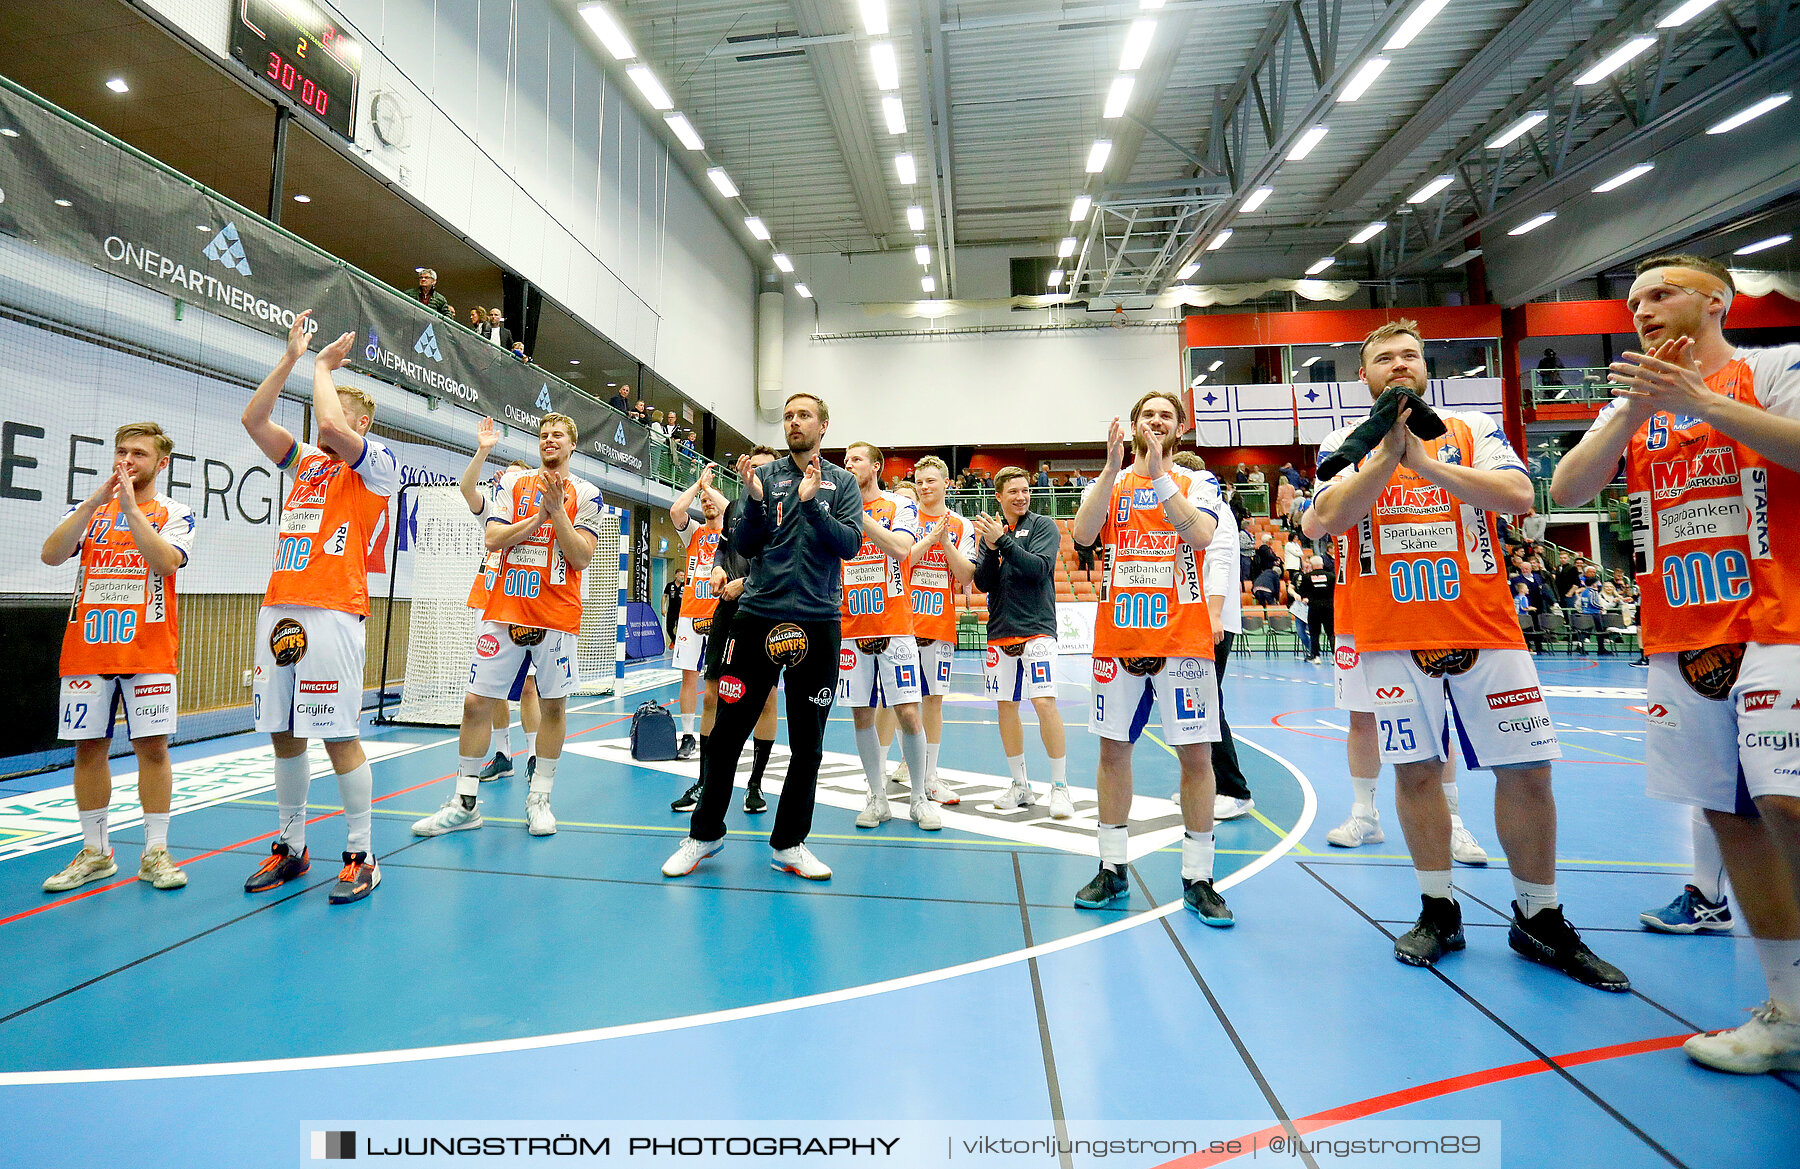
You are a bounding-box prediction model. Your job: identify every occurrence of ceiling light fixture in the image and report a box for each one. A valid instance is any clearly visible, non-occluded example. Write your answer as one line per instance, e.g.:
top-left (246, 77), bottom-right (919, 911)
top-left (1058, 237), bottom-right (1077, 258)
top-left (664, 113), bottom-right (704, 151)
top-left (1104, 77), bottom-right (1135, 120)
top-left (907, 205), bottom-right (925, 231)
top-left (1338, 57), bottom-right (1390, 103)
top-left (1085, 140), bottom-right (1113, 172)
top-left (1407, 174), bottom-right (1454, 203)
top-left (1575, 37), bottom-right (1656, 86)
top-left (569, 359), bottom-right (581, 365)
top-left (1384, 0), bottom-right (1451, 50)
top-left (1048, 269), bottom-right (1065, 287)
top-left (895, 153), bottom-right (917, 184)
top-left (1444, 248), bottom-right (1483, 267)
top-left (1241, 187), bottom-right (1274, 212)
top-left (1707, 93), bottom-right (1791, 134)
top-left (882, 95), bottom-right (906, 135)
top-left (292, 194), bottom-right (311, 202)
top-left (773, 253), bottom-right (795, 272)
top-left (922, 276), bottom-right (936, 293)
top-left (859, 0), bottom-right (888, 36)
top-left (106, 78), bottom-right (129, 94)
top-left (0, 128), bottom-right (19, 137)
top-left (794, 283), bottom-right (813, 299)
top-left (1070, 195), bottom-right (1092, 221)
top-left (1208, 228), bottom-right (1234, 249)
top-left (1486, 110), bottom-right (1547, 149)
top-left (871, 42), bottom-right (900, 91)
top-left (1463, 365), bottom-right (1486, 376)
top-left (1735, 234), bottom-right (1792, 256)
top-left (1287, 125), bottom-right (1328, 160)
top-left (1507, 212), bottom-right (1557, 235)
top-left (579, 4), bottom-right (636, 60)
top-left (1592, 162), bottom-right (1654, 192)
top-left (1176, 261), bottom-right (1200, 280)
top-left (1120, 21), bottom-right (1157, 71)
top-left (54, 198), bottom-right (72, 207)
top-left (1305, 256), bottom-right (1336, 275)
top-left (1349, 221), bottom-right (1387, 244)
top-left (1300, 355), bottom-right (1323, 368)
top-left (1208, 359), bottom-right (1224, 371)
top-left (915, 245), bottom-right (931, 265)
top-left (1659, 0), bottom-right (1721, 26)
top-left (745, 217), bottom-right (770, 240)
top-left (626, 65), bottom-right (673, 110)
top-left (706, 167), bottom-right (738, 198)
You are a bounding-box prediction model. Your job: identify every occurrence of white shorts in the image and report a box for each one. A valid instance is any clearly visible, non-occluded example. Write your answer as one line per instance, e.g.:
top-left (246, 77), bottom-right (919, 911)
top-left (468, 622), bottom-right (580, 701)
top-left (837, 634), bottom-right (923, 708)
top-left (673, 614), bottom-right (714, 674)
top-left (1089, 656), bottom-right (1220, 746)
top-left (1359, 648), bottom-right (1563, 771)
top-left (1333, 634), bottom-right (1373, 713)
top-left (59, 674), bottom-right (177, 741)
top-left (985, 637), bottom-right (1057, 703)
top-left (253, 605), bottom-right (366, 741)
top-left (1645, 644), bottom-right (1800, 812)
top-left (917, 637), bottom-right (956, 698)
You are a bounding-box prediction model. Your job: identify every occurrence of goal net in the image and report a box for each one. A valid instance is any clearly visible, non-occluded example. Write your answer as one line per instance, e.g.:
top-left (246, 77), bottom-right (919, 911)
top-left (389, 485), bottom-right (620, 725)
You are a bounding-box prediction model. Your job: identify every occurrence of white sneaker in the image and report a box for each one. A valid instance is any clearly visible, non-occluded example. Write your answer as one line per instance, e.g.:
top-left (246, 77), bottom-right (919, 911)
top-left (1214, 795), bottom-right (1256, 821)
top-left (1048, 784), bottom-right (1075, 820)
top-left (662, 836), bottom-right (722, 877)
top-left (855, 792), bottom-right (891, 829)
top-left (412, 796), bottom-right (482, 836)
top-left (525, 792), bottom-right (557, 836)
top-left (993, 780), bottom-right (1036, 811)
top-left (771, 843), bottom-right (832, 880)
top-left (924, 775), bottom-right (961, 805)
top-left (43, 846), bottom-right (117, 892)
top-left (1684, 1001), bottom-right (1800, 1074)
top-left (910, 799), bottom-right (942, 831)
top-left (1450, 817), bottom-right (1488, 865)
top-left (891, 760), bottom-right (910, 783)
top-left (1169, 788), bottom-right (1181, 807)
top-left (137, 846), bottom-right (188, 890)
top-left (1326, 813), bottom-right (1384, 847)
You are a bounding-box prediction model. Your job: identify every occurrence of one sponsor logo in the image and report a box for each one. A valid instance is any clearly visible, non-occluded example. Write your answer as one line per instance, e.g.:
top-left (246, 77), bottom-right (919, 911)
top-left (1486, 687), bottom-right (1542, 710)
top-left (856, 637), bottom-right (891, 656)
top-left (536, 385), bottom-right (554, 411)
top-left (202, 222), bottom-right (252, 276)
top-left (1499, 715), bottom-right (1553, 734)
top-left (1678, 643), bottom-right (1744, 701)
top-left (508, 624), bottom-right (547, 646)
top-left (1372, 685), bottom-right (1411, 707)
top-left (1437, 443), bottom-right (1463, 466)
top-left (1742, 731), bottom-right (1800, 751)
top-left (269, 617), bottom-right (308, 666)
top-left (139, 704), bottom-right (171, 720)
top-left (1411, 648), bottom-right (1479, 677)
top-left (475, 633), bottom-right (500, 658)
top-left (718, 676), bottom-right (745, 703)
top-left (298, 680), bottom-right (339, 694)
top-left (66, 679), bottom-right (93, 690)
top-left (414, 323), bottom-right (444, 361)
top-left (1093, 657), bottom-right (1118, 683)
top-left (764, 623), bottom-right (809, 666)
top-left (1335, 646), bottom-right (1359, 669)
top-left (839, 648), bottom-right (856, 671)
top-left (1742, 690), bottom-right (1781, 713)
top-left (133, 682), bottom-right (173, 697)
top-left (809, 687), bottom-right (834, 707)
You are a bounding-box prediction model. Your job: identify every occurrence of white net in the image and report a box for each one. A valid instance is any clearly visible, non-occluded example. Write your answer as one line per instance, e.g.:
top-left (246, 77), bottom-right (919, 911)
top-left (574, 511), bottom-right (623, 696)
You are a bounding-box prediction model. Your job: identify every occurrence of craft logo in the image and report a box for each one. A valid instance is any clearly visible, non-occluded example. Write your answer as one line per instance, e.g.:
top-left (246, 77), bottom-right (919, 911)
top-left (718, 676), bottom-right (745, 703)
top-left (310, 1130), bottom-right (355, 1159)
top-left (1742, 690), bottom-right (1781, 713)
top-left (202, 222), bottom-right (252, 275)
top-left (298, 680), bottom-right (339, 694)
top-left (133, 682), bottom-right (173, 697)
top-left (414, 323), bottom-right (444, 361)
top-left (536, 385), bottom-right (554, 411)
top-left (1093, 658), bottom-right (1118, 683)
top-left (1486, 687), bottom-right (1542, 710)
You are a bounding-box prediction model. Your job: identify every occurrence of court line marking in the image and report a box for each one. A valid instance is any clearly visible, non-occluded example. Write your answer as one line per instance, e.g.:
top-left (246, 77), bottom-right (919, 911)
top-left (0, 738), bottom-right (1316, 1086)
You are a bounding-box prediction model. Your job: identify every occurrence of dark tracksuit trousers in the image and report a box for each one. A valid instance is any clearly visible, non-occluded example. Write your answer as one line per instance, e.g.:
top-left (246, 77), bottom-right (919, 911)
top-left (1211, 630), bottom-right (1251, 801)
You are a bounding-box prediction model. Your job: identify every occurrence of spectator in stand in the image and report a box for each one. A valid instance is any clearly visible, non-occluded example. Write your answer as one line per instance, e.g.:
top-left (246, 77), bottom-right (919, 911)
top-left (1279, 462), bottom-right (1306, 491)
top-left (510, 341), bottom-right (527, 361)
top-left (467, 306), bottom-right (487, 330)
top-left (1514, 581), bottom-right (1536, 615)
top-left (1252, 532), bottom-right (1278, 579)
top-left (1554, 550), bottom-right (1581, 602)
top-left (650, 412), bottom-right (672, 442)
top-left (1035, 463), bottom-right (1052, 488)
top-left (1537, 347), bottom-right (1565, 386)
top-left (408, 268), bottom-right (451, 315)
top-left (1282, 533), bottom-right (1304, 578)
top-left (1523, 556), bottom-right (1557, 614)
top-left (607, 384), bottom-right (631, 415)
top-left (1238, 524), bottom-right (1255, 581)
top-left (480, 308), bottom-right (514, 350)
top-left (1233, 463), bottom-right (1248, 485)
top-left (1252, 565), bottom-right (1279, 607)
top-left (1245, 466), bottom-right (1266, 487)
top-left (1284, 487), bottom-right (1309, 535)
top-left (1521, 506), bottom-right (1548, 544)
top-left (680, 430), bottom-right (698, 458)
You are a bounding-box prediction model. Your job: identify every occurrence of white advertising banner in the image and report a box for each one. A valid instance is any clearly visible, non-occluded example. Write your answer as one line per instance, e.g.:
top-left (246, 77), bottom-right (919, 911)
top-left (1055, 600), bottom-right (1097, 656)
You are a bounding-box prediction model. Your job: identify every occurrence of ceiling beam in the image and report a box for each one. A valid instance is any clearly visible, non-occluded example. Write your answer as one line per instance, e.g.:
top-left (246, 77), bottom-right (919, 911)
top-left (1095, 10), bottom-right (1199, 192)
top-left (913, 0), bottom-right (958, 295)
top-left (790, 0), bottom-right (895, 243)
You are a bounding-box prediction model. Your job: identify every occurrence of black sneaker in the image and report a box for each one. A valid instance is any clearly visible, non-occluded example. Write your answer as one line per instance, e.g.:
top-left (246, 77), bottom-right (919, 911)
top-left (671, 780), bottom-right (703, 814)
top-left (743, 784), bottom-right (767, 814)
top-left (1073, 864), bottom-right (1129, 909)
top-left (1394, 895), bottom-right (1465, 967)
top-left (1508, 902), bottom-right (1630, 991)
top-left (476, 750), bottom-right (512, 780)
top-left (676, 734), bottom-right (697, 760)
top-left (1183, 878), bottom-right (1234, 928)
top-left (244, 841), bottom-right (310, 894)
top-left (526, 755), bottom-right (536, 782)
top-left (327, 851), bottom-right (381, 904)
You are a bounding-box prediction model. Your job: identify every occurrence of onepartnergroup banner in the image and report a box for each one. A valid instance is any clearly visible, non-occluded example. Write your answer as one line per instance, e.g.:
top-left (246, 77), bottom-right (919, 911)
top-left (301, 1120), bottom-right (1500, 1167)
top-left (0, 81), bottom-right (650, 478)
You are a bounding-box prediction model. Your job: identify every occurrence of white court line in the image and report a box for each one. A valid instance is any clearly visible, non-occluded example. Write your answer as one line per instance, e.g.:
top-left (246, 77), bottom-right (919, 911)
top-left (0, 738), bottom-right (1316, 1086)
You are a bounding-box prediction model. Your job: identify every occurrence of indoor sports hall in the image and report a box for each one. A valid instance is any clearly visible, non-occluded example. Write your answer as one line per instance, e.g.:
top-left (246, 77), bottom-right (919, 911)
top-left (3, 2), bottom-right (1799, 1168)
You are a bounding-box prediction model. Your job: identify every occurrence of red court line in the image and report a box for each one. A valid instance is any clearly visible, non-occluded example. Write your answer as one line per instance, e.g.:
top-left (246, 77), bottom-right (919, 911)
top-left (1271, 708), bottom-right (1346, 742)
top-left (0, 714), bottom-right (631, 929)
top-left (1156, 1032), bottom-right (1690, 1167)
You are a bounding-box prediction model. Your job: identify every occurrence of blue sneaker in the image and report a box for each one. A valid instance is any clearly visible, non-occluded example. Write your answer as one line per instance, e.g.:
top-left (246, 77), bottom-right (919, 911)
top-left (1074, 864), bottom-right (1128, 909)
top-left (1183, 878), bottom-right (1235, 928)
top-left (477, 750), bottom-right (512, 780)
top-left (1641, 885), bottom-right (1733, 933)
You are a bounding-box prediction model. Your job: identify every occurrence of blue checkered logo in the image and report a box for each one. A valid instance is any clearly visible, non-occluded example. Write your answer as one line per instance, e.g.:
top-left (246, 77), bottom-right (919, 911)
top-left (536, 385), bottom-right (554, 411)
top-left (414, 323), bottom-right (443, 361)
top-left (1030, 660), bottom-right (1050, 684)
top-left (202, 222), bottom-right (252, 275)
top-left (1174, 687), bottom-right (1206, 720)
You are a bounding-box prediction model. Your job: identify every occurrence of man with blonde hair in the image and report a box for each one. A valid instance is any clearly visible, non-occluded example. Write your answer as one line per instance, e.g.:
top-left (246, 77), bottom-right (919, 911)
top-left (902, 456), bottom-right (976, 803)
top-left (40, 422), bottom-right (197, 892)
top-left (458, 422), bottom-right (540, 782)
top-left (241, 311), bottom-right (399, 904)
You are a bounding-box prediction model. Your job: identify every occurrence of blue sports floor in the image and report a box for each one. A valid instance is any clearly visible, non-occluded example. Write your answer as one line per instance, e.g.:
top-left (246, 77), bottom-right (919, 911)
top-left (1, 652), bottom-right (1794, 1167)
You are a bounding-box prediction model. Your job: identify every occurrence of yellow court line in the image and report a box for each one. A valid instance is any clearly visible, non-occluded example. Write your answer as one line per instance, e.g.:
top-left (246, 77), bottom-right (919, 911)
top-left (1141, 729), bottom-right (1317, 855)
top-left (1556, 740), bottom-right (1645, 764)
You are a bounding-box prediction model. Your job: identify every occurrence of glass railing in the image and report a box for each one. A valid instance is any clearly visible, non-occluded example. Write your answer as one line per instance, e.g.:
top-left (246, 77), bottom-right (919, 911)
top-left (1532, 479), bottom-right (1626, 515)
top-left (942, 481), bottom-right (1274, 519)
top-left (1528, 368), bottom-right (1613, 405)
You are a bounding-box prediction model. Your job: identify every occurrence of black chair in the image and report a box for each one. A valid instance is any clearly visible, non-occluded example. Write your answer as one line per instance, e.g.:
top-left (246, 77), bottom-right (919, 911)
top-left (1239, 611), bottom-right (1265, 658)
top-left (1264, 610), bottom-right (1295, 656)
top-left (1599, 610), bottom-right (1629, 655)
top-left (1567, 612), bottom-right (1599, 655)
top-left (1536, 610), bottom-right (1568, 653)
top-left (1518, 610), bottom-right (1543, 653)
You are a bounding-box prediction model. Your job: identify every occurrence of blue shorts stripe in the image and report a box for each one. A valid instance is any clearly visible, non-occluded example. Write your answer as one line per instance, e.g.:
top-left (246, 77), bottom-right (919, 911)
top-left (1126, 678), bottom-right (1156, 744)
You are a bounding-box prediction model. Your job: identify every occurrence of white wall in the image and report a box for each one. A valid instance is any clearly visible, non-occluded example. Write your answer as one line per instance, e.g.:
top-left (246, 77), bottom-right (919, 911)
top-left (136, 0), bottom-right (760, 438)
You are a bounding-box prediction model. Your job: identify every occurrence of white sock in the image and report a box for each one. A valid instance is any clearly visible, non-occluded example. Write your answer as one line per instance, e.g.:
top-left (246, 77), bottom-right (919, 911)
top-left (273, 752), bottom-right (311, 851)
top-left (1050, 755), bottom-right (1067, 787)
top-left (142, 812), bottom-right (169, 851)
top-left (525, 731), bottom-right (538, 758)
top-left (530, 754), bottom-right (557, 795)
top-left (456, 755), bottom-right (484, 800)
top-left (1097, 823), bottom-right (1128, 871)
top-left (925, 740), bottom-right (941, 782)
top-left (1754, 937), bottom-right (1800, 1011)
top-left (500, 722), bottom-right (516, 755)
top-left (1690, 807), bottom-right (1730, 903)
top-left (1441, 780), bottom-right (1460, 816)
top-left (1417, 868), bottom-right (1454, 901)
top-left (1350, 774), bottom-right (1378, 819)
top-left (1006, 755), bottom-right (1029, 785)
top-left (897, 728), bottom-right (929, 802)
top-left (854, 724), bottom-right (886, 796)
top-left (1512, 878), bottom-right (1558, 919)
top-left (79, 807), bottom-right (109, 854)
top-left (680, 712), bottom-right (695, 737)
top-left (1181, 830), bottom-right (1215, 881)
top-left (336, 762), bottom-right (374, 854)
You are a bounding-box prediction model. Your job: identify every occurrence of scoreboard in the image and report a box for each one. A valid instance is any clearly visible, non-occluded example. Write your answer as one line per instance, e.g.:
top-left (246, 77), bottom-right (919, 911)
top-left (228, 0), bottom-right (362, 142)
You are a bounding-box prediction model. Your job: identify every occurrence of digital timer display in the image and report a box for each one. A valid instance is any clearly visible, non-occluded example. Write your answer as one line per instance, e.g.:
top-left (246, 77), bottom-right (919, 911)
top-left (228, 0), bottom-right (362, 141)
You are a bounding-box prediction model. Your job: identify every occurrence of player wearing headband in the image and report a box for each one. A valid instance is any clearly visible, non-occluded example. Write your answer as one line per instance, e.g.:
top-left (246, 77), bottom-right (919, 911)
top-left (1553, 254), bottom-right (1800, 1070)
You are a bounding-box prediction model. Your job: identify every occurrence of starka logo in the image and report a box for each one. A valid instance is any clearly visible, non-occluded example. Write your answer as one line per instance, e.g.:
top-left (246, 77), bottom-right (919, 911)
top-left (414, 323), bottom-right (444, 361)
top-left (201, 222), bottom-right (252, 276)
top-left (536, 385), bottom-right (554, 411)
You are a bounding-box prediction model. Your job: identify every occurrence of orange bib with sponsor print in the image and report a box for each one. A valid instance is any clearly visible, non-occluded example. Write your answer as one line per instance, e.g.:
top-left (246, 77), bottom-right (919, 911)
top-left (908, 511), bottom-right (972, 643)
top-left (482, 471), bottom-right (592, 636)
top-left (841, 492), bottom-right (918, 640)
top-left (1330, 525), bottom-right (1373, 664)
top-left (60, 497), bottom-right (192, 676)
top-left (1093, 471), bottom-right (1213, 658)
top-left (679, 523), bottom-right (723, 621)
top-left (1347, 417), bottom-right (1523, 653)
top-left (1626, 357), bottom-right (1800, 652)
top-left (467, 548), bottom-right (502, 609)
top-left (264, 444), bottom-right (392, 617)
